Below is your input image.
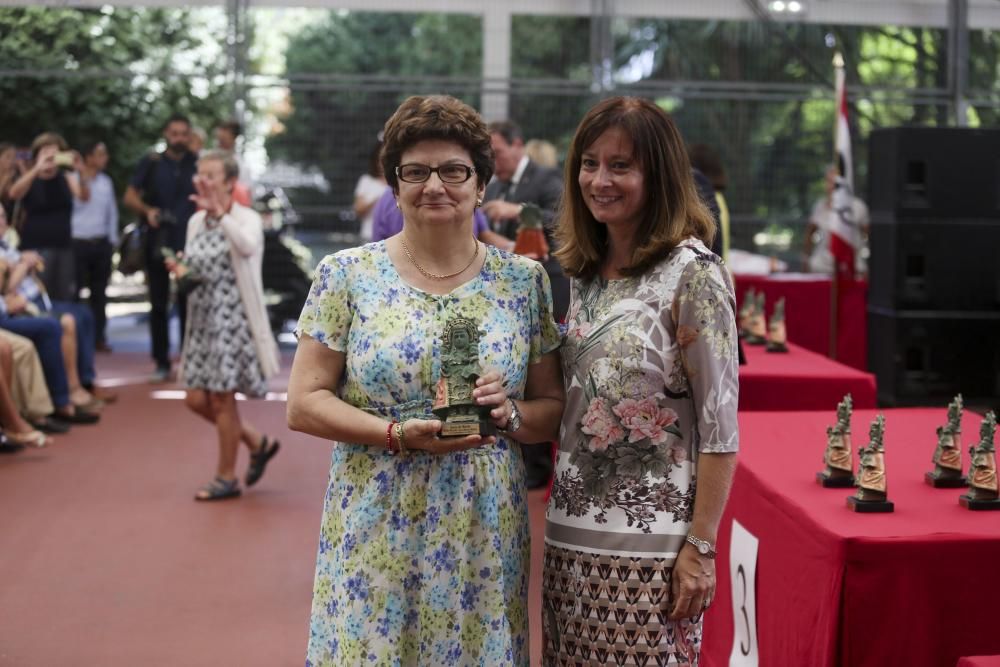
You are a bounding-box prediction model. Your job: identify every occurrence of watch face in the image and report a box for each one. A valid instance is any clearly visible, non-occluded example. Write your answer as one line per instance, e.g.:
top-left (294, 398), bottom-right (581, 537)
top-left (697, 543), bottom-right (709, 554)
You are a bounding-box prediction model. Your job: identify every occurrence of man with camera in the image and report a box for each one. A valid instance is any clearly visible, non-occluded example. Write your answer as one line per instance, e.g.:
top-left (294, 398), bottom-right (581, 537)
top-left (123, 113), bottom-right (198, 383)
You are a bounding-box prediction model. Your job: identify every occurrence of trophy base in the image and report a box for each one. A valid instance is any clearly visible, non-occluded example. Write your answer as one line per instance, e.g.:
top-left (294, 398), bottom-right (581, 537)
top-left (847, 496), bottom-right (894, 513)
top-left (924, 471), bottom-right (968, 488)
top-left (959, 494), bottom-right (1000, 510)
top-left (816, 471), bottom-right (855, 487)
top-left (766, 342), bottom-right (789, 353)
top-left (439, 420), bottom-right (497, 438)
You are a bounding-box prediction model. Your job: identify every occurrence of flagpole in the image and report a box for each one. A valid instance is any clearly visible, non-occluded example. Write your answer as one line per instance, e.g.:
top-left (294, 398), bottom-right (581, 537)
top-left (828, 52), bottom-right (844, 360)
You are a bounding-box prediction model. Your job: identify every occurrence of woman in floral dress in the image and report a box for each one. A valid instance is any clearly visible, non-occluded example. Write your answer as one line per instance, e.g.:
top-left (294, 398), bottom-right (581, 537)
top-left (544, 97), bottom-right (740, 665)
top-left (288, 95), bottom-right (564, 666)
top-left (173, 150), bottom-right (281, 501)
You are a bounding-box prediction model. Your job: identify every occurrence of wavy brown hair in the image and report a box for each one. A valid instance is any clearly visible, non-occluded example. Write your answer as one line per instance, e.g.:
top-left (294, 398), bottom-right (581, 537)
top-left (554, 97), bottom-right (715, 280)
top-left (380, 95), bottom-right (494, 194)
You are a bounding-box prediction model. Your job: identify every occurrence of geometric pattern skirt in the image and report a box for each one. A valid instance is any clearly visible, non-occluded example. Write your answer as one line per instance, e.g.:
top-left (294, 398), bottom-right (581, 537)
top-left (541, 544), bottom-right (703, 666)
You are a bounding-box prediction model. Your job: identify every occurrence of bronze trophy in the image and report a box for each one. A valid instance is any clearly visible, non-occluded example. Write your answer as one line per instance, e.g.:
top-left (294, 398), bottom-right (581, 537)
top-left (432, 317), bottom-right (496, 437)
top-left (765, 297), bottom-right (789, 353)
top-left (738, 288), bottom-right (756, 338)
top-left (959, 411), bottom-right (1000, 510)
top-left (745, 291), bottom-right (767, 345)
top-left (847, 414), bottom-right (894, 512)
top-left (817, 394), bottom-right (855, 487)
top-left (925, 394), bottom-right (967, 488)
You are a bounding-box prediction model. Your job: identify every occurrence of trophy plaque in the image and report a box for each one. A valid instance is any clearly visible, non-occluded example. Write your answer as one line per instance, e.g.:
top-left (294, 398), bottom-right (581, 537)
top-left (432, 317), bottom-right (497, 438)
top-left (765, 297), bottom-right (789, 353)
top-left (959, 411), bottom-right (1000, 510)
top-left (738, 288), bottom-right (756, 338)
top-left (847, 414), bottom-right (894, 512)
top-left (925, 394), bottom-right (967, 488)
top-left (745, 292), bottom-right (767, 345)
top-left (817, 394), bottom-right (854, 487)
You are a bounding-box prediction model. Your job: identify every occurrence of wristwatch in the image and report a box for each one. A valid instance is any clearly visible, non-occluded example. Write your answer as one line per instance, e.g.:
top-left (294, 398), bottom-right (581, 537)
top-left (504, 398), bottom-right (523, 434)
top-left (685, 535), bottom-right (717, 559)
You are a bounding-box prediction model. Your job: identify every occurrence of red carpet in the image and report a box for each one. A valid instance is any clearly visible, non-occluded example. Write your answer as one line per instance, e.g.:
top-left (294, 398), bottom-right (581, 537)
top-left (0, 351), bottom-right (548, 665)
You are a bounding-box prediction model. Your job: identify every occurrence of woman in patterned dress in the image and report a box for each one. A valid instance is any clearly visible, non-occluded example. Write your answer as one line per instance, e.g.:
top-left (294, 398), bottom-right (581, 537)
top-left (169, 150), bottom-right (281, 501)
top-left (544, 97), bottom-right (740, 665)
top-left (287, 95), bottom-right (564, 666)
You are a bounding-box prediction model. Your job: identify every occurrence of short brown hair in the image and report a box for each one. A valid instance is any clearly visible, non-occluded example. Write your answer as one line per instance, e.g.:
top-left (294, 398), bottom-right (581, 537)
top-left (554, 97), bottom-right (715, 280)
top-left (380, 95), bottom-right (493, 193)
top-left (30, 132), bottom-right (68, 159)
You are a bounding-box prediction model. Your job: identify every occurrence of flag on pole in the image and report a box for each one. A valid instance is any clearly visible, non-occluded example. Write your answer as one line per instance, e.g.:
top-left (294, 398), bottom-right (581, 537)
top-left (829, 53), bottom-right (860, 282)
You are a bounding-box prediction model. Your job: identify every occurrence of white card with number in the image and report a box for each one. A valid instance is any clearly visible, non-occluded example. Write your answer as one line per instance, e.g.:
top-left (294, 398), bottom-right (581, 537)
top-left (728, 519), bottom-right (760, 666)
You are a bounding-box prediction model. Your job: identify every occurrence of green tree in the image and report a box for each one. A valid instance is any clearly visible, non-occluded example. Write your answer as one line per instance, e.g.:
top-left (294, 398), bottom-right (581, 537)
top-left (0, 6), bottom-right (232, 197)
top-left (265, 11), bottom-right (483, 211)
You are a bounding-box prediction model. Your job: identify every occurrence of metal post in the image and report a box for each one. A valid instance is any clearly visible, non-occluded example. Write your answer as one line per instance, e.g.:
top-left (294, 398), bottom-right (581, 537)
top-left (482, 5), bottom-right (511, 122)
top-left (590, 0), bottom-right (614, 94)
top-left (947, 0), bottom-right (969, 126)
top-left (226, 0), bottom-right (250, 124)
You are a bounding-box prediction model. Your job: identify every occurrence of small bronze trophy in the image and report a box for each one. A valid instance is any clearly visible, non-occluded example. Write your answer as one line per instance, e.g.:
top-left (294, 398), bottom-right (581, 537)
top-left (511, 203), bottom-right (549, 259)
top-left (432, 317), bottom-right (496, 437)
top-left (738, 288), bottom-right (756, 338)
top-left (765, 297), bottom-right (789, 353)
top-left (925, 394), bottom-right (967, 488)
top-left (959, 411), bottom-right (1000, 510)
top-left (817, 394), bottom-right (854, 487)
top-left (847, 414), bottom-right (894, 512)
top-left (745, 292), bottom-right (767, 345)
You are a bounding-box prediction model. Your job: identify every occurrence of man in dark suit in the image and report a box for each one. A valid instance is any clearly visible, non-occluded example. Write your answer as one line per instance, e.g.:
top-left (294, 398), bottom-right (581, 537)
top-left (483, 120), bottom-right (566, 490)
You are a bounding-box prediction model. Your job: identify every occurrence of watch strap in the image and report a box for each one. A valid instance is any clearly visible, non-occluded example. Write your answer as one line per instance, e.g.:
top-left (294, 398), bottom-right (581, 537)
top-left (685, 534), bottom-right (717, 558)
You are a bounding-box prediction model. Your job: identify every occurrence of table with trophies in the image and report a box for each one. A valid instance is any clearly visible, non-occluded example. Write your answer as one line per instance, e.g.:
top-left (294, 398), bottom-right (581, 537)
top-left (703, 397), bottom-right (1000, 667)
top-left (734, 274), bottom-right (868, 371)
top-left (736, 290), bottom-right (877, 411)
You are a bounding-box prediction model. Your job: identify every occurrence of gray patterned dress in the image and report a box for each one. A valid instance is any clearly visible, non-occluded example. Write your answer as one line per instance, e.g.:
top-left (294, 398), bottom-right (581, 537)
top-left (543, 239), bottom-right (740, 666)
top-left (181, 222), bottom-right (267, 397)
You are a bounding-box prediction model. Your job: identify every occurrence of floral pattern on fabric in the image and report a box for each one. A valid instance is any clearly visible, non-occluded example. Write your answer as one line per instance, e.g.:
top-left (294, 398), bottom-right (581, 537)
top-left (296, 242), bottom-right (560, 667)
top-left (543, 239), bottom-right (739, 665)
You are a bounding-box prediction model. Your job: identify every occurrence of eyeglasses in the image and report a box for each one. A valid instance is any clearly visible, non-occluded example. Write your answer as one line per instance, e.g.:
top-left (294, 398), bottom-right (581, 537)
top-left (396, 163), bottom-right (476, 184)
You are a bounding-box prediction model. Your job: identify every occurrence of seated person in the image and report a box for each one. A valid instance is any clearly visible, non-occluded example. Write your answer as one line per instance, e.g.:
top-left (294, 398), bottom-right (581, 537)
top-left (0, 335), bottom-right (50, 448)
top-left (0, 208), bottom-right (103, 423)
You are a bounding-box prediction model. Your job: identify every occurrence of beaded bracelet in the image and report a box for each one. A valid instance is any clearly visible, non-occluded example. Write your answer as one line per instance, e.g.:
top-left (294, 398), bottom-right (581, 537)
top-left (385, 421), bottom-right (399, 454)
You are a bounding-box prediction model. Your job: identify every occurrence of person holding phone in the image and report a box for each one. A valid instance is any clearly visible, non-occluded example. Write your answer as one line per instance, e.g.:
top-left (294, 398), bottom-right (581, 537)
top-left (6, 132), bottom-right (89, 302)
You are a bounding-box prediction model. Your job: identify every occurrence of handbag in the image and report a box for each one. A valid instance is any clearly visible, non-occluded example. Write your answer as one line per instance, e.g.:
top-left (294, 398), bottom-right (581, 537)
top-left (117, 222), bottom-right (146, 275)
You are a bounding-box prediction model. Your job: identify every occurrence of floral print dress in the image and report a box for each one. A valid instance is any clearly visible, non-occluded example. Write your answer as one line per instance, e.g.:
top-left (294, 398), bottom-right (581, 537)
top-left (296, 242), bottom-right (561, 667)
top-left (543, 239), bottom-right (739, 666)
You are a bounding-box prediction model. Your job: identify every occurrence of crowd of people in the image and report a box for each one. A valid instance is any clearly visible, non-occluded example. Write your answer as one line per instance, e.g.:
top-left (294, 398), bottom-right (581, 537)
top-left (0, 117), bottom-right (281, 499)
top-left (4, 91), bottom-right (748, 663)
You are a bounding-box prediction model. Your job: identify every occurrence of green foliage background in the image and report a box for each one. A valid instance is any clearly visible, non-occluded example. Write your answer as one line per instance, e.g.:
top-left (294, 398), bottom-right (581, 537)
top-left (0, 6), bottom-right (233, 199)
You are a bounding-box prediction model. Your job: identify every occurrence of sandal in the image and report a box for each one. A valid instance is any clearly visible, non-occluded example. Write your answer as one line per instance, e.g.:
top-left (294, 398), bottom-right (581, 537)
top-left (245, 436), bottom-right (280, 487)
top-left (194, 476), bottom-right (241, 501)
top-left (6, 429), bottom-right (50, 448)
top-left (0, 433), bottom-right (24, 454)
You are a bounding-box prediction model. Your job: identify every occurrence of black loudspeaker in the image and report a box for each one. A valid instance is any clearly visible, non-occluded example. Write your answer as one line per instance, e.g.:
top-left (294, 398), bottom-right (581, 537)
top-left (868, 127), bottom-right (1000, 218)
top-left (868, 216), bottom-right (1000, 311)
top-left (869, 310), bottom-right (1000, 405)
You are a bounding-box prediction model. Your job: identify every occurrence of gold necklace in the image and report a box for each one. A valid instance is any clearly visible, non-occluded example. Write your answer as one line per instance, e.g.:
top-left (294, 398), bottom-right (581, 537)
top-left (400, 236), bottom-right (480, 281)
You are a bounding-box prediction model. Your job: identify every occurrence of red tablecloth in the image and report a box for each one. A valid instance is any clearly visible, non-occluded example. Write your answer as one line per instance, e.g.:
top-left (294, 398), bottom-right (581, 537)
top-left (739, 341), bottom-right (877, 411)
top-left (703, 408), bottom-right (1000, 667)
top-left (734, 274), bottom-right (868, 371)
top-left (958, 658), bottom-right (1000, 667)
